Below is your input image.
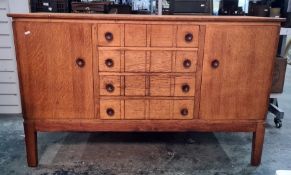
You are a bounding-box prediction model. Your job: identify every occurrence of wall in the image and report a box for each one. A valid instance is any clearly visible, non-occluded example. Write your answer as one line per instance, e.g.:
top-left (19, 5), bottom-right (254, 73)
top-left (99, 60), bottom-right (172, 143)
top-left (0, 0), bottom-right (29, 114)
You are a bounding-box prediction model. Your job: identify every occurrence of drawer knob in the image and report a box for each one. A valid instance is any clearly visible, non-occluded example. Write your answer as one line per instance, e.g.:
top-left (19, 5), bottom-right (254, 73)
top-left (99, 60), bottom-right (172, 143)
top-left (185, 33), bottom-right (193, 42)
top-left (105, 32), bottom-right (113, 42)
top-left (182, 84), bottom-right (190, 93)
top-left (211, 59), bottom-right (220, 68)
top-left (105, 58), bottom-right (114, 68)
top-left (180, 108), bottom-right (189, 116)
top-left (106, 83), bottom-right (115, 93)
top-left (183, 59), bottom-right (191, 68)
top-left (76, 58), bottom-right (85, 68)
top-left (106, 108), bottom-right (115, 116)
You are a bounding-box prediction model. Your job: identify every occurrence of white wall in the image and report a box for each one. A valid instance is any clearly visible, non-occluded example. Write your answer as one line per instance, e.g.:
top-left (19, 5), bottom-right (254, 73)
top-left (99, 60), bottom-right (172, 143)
top-left (0, 0), bottom-right (29, 114)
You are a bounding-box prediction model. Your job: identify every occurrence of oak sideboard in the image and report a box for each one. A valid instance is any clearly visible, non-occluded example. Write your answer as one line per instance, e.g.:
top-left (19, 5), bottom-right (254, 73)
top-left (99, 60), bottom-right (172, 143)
top-left (8, 13), bottom-right (284, 167)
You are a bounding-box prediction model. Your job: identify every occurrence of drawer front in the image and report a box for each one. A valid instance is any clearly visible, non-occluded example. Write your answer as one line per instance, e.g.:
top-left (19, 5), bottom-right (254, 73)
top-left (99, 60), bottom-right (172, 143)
top-left (174, 76), bottom-right (195, 96)
top-left (125, 51), bottom-right (146, 72)
top-left (98, 24), bottom-right (122, 46)
top-left (149, 100), bottom-right (171, 119)
top-left (99, 50), bottom-right (121, 72)
top-left (124, 100), bottom-right (146, 119)
top-left (125, 24), bottom-right (147, 47)
top-left (100, 99), bottom-right (121, 119)
top-left (175, 51), bottom-right (198, 72)
top-left (150, 25), bottom-right (174, 47)
top-left (150, 51), bottom-right (172, 72)
top-left (177, 25), bottom-right (199, 48)
top-left (173, 100), bottom-right (194, 119)
top-left (150, 76), bottom-right (171, 96)
top-left (100, 76), bottom-right (121, 96)
top-left (125, 76), bottom-right (146, 96)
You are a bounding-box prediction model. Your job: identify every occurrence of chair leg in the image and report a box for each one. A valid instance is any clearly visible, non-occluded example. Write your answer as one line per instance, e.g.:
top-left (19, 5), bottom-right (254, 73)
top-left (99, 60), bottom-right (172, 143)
top-left (24, 121), bottom-right (38, 167)
top-left (251, 122), bottom-right (265, 166)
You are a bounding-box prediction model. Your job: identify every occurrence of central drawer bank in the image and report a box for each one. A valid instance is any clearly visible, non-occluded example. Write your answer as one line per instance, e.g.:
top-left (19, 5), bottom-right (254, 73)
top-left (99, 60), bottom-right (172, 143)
top-left (9, 13), bottom-right (283, 167)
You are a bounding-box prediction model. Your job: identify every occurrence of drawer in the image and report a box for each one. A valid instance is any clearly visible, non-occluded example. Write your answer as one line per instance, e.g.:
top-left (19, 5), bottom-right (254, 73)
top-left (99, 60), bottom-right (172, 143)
top-left (99, 76), bottom-right (121, 96)
top-left (125, 24), bottom-right (147, 47)
top-left (150, 76), bottom-right (171, 96)
top-left (97, 24), bottom-right (122, 46)
top-left (176, 25), bottom-right (199, 48)
top-left (150, 51), bottom-right (172, 72)
top-left (173, 100), bottom-right (194, 119)
top-left (124, 100), bottom-right (146, 119)
top-left (149, 100), bottom-right (171, 119)
top-left (98, 50), bottom-right (121, 72)
top-left (100, 100), bottom-right (121, 119)
top-left (125, 76), bottom-right (146, 96)
top-left (124, 51), bottom-right (146, 72)
top-left (175, 51), bottom-right (198, 72)
top-left (174, 76), bottom-right (195, 96)
top-left (150, 25), bottom-right (174, 47)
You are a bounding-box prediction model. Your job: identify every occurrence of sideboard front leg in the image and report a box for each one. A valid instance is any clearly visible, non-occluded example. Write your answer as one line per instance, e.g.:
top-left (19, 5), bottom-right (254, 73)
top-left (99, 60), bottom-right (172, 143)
top-left (251, 122), bottom-right (265, 166)
top-left (24, 122), bottom-right (38, 167)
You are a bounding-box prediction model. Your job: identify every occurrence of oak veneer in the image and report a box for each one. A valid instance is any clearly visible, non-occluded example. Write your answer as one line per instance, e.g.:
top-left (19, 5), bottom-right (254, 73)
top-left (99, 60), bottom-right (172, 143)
top-left (9, 13), bottom-right (283, 167)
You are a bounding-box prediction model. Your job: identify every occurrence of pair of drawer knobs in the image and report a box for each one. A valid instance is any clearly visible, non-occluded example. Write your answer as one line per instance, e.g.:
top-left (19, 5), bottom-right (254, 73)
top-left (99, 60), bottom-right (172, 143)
top-left (104, 59), bottom-right (192, 69)
top-left (106, 108), bottom-right (189, 117)
top-left (105, 83), bottom-right (190, 93)
top-left (104, 32), bottom-right (194, 42)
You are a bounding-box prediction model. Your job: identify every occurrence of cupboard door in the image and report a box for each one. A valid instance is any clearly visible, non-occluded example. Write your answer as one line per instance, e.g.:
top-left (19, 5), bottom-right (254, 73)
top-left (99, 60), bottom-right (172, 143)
top-left (200, 25), bottom-right (279, 120)
top-left (14, 22), bottom-right (94, 119)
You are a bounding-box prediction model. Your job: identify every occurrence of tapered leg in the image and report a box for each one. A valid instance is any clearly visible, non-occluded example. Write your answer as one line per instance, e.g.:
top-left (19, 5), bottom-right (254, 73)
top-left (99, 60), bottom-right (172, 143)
top-left (24, 122), bottom-right (38, 167)
top-left (251, 122), bottom-right (265, 166)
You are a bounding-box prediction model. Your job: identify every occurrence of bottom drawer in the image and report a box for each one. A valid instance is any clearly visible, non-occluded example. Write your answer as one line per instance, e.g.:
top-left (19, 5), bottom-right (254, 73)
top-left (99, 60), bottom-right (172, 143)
top-left (99, 99), bottom-right (194, 120)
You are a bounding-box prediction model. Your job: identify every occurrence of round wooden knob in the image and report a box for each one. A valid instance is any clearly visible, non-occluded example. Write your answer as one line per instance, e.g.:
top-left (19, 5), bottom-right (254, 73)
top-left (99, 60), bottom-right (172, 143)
top-left (105, 32), bottom-right (113, 41)
top-left (106, 84), bottom-right (115, 93)
top-left (180, 108), bottom-right (188, 116)
top-left (76, 58), bottom-right (85, 68)
top-left (106, 108), bottom-right (115, 116)
top-left (185, 33), bottom-right (193, 42)
top-left (183, 59), bottom-right (191, 68)
top-left (211, 59), bottom-right (219, 68)
top-left (105, 58), bottom-right (114, 68)
top-left (182, 84), bottom-right (190, 93)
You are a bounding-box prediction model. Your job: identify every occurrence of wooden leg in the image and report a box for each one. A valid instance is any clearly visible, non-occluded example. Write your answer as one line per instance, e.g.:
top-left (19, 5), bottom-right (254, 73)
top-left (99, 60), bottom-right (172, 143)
top-left (24, 122), bottom-right (38, 167)
top-left (251, 122), bottom-right (265, 166)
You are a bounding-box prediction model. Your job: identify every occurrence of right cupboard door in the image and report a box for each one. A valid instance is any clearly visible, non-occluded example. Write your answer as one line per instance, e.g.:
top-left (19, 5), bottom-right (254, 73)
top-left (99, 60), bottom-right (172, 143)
top-left (200, 25), bottom-right (279, 120)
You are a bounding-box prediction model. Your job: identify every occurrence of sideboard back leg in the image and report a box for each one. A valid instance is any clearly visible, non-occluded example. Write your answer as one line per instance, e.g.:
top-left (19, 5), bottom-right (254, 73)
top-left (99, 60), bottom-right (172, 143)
top-left (24, 122), bottom-right (38, 167)
top-left (251, 122), bottom-right (265, 166)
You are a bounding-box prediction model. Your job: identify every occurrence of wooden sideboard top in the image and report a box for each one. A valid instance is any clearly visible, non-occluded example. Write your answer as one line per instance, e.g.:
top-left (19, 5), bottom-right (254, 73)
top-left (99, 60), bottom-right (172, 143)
top-left (8, 13), bottom-right (285, 23)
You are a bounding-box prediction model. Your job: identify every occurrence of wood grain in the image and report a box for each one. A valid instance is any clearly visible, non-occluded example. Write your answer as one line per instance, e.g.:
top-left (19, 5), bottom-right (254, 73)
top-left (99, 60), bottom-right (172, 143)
top-left (125, 24), bottom-right (147, 47)
top-left (14, 22), bottom-right (94, 119)
top-left (200, 25), bottom-right (280, 120)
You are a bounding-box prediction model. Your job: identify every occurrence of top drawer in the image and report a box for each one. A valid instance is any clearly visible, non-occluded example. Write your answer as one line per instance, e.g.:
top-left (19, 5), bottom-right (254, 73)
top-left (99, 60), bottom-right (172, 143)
top-left (96, 24), bottom-right (199, 47)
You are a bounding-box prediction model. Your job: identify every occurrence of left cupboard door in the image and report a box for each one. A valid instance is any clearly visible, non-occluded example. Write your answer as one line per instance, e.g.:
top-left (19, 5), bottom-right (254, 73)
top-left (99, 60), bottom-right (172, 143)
top-left (13, 22), bottom-right (94, 120)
